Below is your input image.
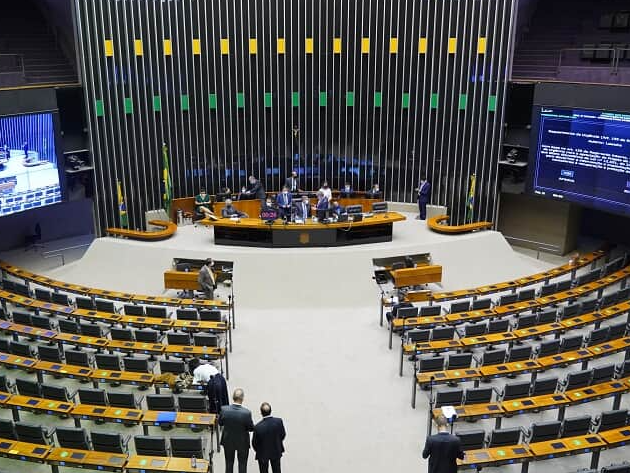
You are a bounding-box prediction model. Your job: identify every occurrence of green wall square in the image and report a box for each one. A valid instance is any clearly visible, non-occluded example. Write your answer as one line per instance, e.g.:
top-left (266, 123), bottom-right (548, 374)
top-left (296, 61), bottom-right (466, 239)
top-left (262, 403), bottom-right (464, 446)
top-left (264, 92), bottom-right (272, 108)
top-left (180, 95), bottom-right (189, 111)
top-left (402, 93), bottom-right (410, 109)
top-left (236, 92), bottom-right (245, 109)
top-left (374, 92), bottom-right (382, 108)
top-left (153, 96), bottom-right (161, 112)
top-left (124, 97), bottom-right (133, 114)
top-left (319, 91), bottom-right (327, 107)
top-left (346, 91), bottom-right (355, 107)
top-left (458, 94), bottom-right (467, 110)
top-left (209, 93), bottom-right (218, 110)
top-left (430, 93), bottom-right (439, 109)
top-left (292, 91), bottom-right (300, 107)
top-left (95, 99), bottom-right (104, 117)
top-left (488, 95), bottom-right (497, 112)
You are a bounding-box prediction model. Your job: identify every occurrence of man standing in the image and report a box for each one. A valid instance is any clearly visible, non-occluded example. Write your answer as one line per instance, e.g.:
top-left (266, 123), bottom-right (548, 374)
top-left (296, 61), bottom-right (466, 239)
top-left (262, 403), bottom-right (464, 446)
top-left (246, 176), bottom-right (266, 200)
top-left (197, 258), bottom-right (216, 300)
top-left (276, 186), bottom-right (293, 221)
top-left (219, 388), bottom-right (254, 473)
top-left (422, 414), bottom-right (464, 473)
top-left (294, 195), bottom-right (311, 221)
top-left (417, 176), bottom-right (431, 220)
top-left (284, 170), bottom-right (300, 193)
top-left (252, 403), bottom-right (286, 473)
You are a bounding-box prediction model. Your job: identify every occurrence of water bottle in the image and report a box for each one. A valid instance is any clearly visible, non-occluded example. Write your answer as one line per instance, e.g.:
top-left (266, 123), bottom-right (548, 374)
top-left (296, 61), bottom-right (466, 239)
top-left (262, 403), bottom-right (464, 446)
top-left (177, 209), bottom-right (183, 226)
top-left (191, 454), bottom-right (197, 469)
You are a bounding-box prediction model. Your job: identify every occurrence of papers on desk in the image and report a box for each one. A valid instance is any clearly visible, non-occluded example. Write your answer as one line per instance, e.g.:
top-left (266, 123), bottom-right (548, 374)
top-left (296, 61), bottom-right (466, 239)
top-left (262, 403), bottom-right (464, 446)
top-left (441, 405), bottom-right (457, 421)
top-left (294, 218), bottom-right (304, 224)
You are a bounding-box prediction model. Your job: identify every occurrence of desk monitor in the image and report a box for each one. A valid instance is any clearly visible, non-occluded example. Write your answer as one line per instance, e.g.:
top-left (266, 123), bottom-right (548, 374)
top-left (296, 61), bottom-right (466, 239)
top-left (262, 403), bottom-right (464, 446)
top-left (316, 207), bottom-right (333, 222)
top-left (372, 201), bottom-right (388, 213)
top-left (346, 204), bottom-right (363, 215)
top-left (260, 209), bottom-right (278, 222)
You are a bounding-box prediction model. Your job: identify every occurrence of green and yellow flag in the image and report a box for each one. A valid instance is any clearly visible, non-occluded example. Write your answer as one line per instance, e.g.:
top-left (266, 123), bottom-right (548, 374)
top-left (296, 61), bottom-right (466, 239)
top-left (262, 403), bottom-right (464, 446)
top-left (466, 174), bottom-right (476, 223)
top-left (162, 143), bottom-right (173, 219)
top-left (117, 180), bottom-right (128, 228)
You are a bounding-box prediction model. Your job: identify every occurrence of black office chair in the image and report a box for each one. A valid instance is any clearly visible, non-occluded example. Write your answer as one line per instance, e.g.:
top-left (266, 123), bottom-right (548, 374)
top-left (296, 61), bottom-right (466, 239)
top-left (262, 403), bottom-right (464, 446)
top-left (59, 319), bottom-right (80, 334)
top-left (145, 306), bottom-right (169, 318)
top-left (539, 283), bottom-right (557, 297)
top-left (199, 309), bottom-right (222, 322)
top-left (560, 415), bottom-right (592, 437)
top-left (506, 345), bottom-right (532, 363)
top-left (134, 436), bottom-right (169, 456)
top-left (560, 303), bottom-right (581, 319)
top-left (80, 322), bottom-right (104, 338)
top-left (526, 420), bottom-right (561, 443)
top-left (580, 297), bottom-right (598, 314)
top-left (75, 296), bottom-right (94, 310)
top-left (478, 348), bottom-right (506, 366)
top-left (170, 436), bottom-right (205, 458)
top-left (12, 311), bottom-right (32, 326)
top-left (418, 355), bottom-right (445, 373)
top-left (65, 349), bottom-right (92, 367)
top-left (464, 387), bottom-right (493, 405)
top-left (517, 289), bottom-right (536, 302)
top-left (420, 305), bottom-right (442, 317)
top-left (193, 333), bottom-right (218, 347)
top-left (160, 360), bottom-right (187, 375)
top-left (616, 360), bottom-right (630, 379)
top-left (447, 353), bottom-right (473, 370)
top-left (9, 341), bottom-right (35, 358)
top-left (514, 314), bottom-right (537, 329)
top-left (488, 427), bottom-right (521, 447)
top-left (108, 391), bottom-right (142, 409)
top-left (77, 388), bottom-right (108, 406)
top-left (531, 376), bottom-right (558, 396)
top-left (135, 329), bottom-right (161, 343)
top-left (536, 339), bottom-right (561, 357)
top-left (41, 384), bottom-right (76, 402)
top-left (594, 409), bottom-right (629, 432)
top-left (0, 375), bottom-right (15, 393)
top-left (0, 419), bottom-right (16, 440)
top-left (461, 322), bottom-right (486, 338)
top-left (499, 380), bottom-right (530, 401)
top-left (123, 356), bottom-right (152, 373)
top-left (536, 308), bottom-right (557, 324)
top-left (34, 288), bottom-right (52, 302)
top-left (561, 369), bottom-right (592, 391)
top-left (16, 379), bottom-right (41, 398)
top-left (95, 299), bottom-right (116, 313)
top-left (407, 329), bottom-right (431, 343)
top-left (177, 395), bottom-right (209, 413)
top-left (91, 431), bottom-right (130, 453)
top-left (15, 422), bottom-right (55, 445)
top-left (146, 394), bottom-right (177, 411)
top-left (487, 319), bottom-right (510, 334)
top-left (176, 309), bottom-right (198, 321)
top-left (608, 322), bottom-right (628, 340)
top-left (37, 345), bottom-right (63, 363)
top-left (454, 429), bottom-right (485, 451)
top-left (124, 304), bottom-right (145, 316)
top-left (95, 353), bottom-right (122, 371)
top-left (110, 327), bottom-right (135, 341)
top-left (166, 331), bottom-right (191, 346)
top-left (591, 364), bottom-right (616, 385)
top-left (31, 314), bottom-right (54, 330)
top-left (51, 292), bottom-right (70, 306)
top-left (587, 327), bottom-right (610, 347)
top-left (56, 427), bottom-right (91, 450)
top-left (434, 388), bottom-right (463, 408)
top-left (449, 300), bottom-right (471, 314)
top-left (497, 293), bottom-right (518, 306)
top-left (431, 326), bottom-right (455, 342)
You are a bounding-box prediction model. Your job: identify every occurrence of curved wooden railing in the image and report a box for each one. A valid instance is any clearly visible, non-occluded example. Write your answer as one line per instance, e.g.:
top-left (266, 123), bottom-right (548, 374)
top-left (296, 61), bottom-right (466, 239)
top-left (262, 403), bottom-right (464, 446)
top-left (106, 220), bottom-right (177, 241)
top-left (427, 214), bottom-right (493, 234)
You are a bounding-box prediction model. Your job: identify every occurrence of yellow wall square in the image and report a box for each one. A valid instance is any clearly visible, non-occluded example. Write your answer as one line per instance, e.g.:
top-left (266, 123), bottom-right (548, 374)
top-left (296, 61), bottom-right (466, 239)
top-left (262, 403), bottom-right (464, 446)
top-left (333, 37), bottom-right (342, 54)
top-left (277, 38), bottom-right (286, 54)
top-left (305, 37), bottom-right (314, 54)
top-left (478, 37), bottom-right (487, 54)
top-left (104, 40), bottom-right (114, 57)
top-left (192, 39), bottom-right (201, 55)
top-left (163, 39), bottom-right (172, 56)
top-left (249, 38), bottom-right (257, 54)
top-left (220, 38), bottom-right (229, 55)
top-left (134, 39), bottom-right (143, 56)
top-left (448, 37), bottom-right (457, 54)
top-left (361, 37), bottom-right (370, 54)
top-left (418, 37), bottom-right (427, 54)
top-left (390, 37), bottom-right (398, 54)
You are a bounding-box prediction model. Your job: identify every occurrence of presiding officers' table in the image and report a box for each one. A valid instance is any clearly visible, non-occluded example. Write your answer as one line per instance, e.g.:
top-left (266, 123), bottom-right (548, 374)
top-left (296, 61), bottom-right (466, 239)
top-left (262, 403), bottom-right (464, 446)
top-left (202, 212), bottom-right (406, 247)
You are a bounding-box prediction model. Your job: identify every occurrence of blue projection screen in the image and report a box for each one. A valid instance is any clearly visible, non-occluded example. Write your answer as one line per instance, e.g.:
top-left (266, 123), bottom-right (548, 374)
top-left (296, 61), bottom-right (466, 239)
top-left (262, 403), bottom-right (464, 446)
top-left (529, 107), bottom-right (630, 216)
top-left (0, 112), bottom-right (61, 217)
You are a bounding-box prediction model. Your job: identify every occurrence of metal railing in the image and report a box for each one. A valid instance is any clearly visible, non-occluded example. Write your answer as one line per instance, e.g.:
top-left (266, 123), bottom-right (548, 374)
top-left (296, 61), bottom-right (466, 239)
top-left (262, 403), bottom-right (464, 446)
top-left (556, 47), bottom-right (629, 76)
top-left (504, 235), bottom-right (562, 259)
top-left (42, 243), bottom-right (91, 266)
top-left (0, 54), bottom-right (25, 77)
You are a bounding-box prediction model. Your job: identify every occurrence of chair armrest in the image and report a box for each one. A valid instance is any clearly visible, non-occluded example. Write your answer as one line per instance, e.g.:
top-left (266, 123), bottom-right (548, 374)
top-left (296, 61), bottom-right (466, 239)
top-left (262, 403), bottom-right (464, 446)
top-left (67, 389), bottom-right (78, 401)
top-left (121, 434), bottom-right (131, 452)
top-left (44, 427), bottom-right (56, 441)
top-left (135, 395), bottom-right (145, 409)
top-left (521, 426), bottom-right (531, 441)
top-left (491, 386), bottom-right (504, 398)
top-left (472, 354), bottom-right (482, 367)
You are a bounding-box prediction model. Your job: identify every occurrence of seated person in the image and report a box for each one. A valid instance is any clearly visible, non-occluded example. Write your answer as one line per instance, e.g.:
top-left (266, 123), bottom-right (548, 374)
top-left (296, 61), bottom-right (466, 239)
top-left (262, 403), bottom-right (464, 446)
top-left (276, 186), bottom-right (293, 220)
top-left (221, 198), bottom-right (248, 218)
top-left (260, 197), bottom-right (278, 218)
top-left (339, 182), bottom-right (353, 198)
top-left (330, 200), bottom-right (346, 219)
top-left (195, 189), bottom-right (215, 219)
top-left (366, 183), bottom-right (382, 199)
top-left (215, 186), bottom-right (232, 202)
top-left (293, 195), bottom-right (311, 221)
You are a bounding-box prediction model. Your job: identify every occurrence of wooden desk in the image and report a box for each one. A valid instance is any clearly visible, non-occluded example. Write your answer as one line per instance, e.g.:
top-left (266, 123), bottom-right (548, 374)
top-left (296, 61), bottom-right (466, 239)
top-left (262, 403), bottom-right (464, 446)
top-left (457, 445), bottom-right (532, 469)
top-left (71, 404), bottom-right (143, 425)
top-left (502, 393), bottom-right (570, 415)
top-left (391, 266), bottom-right (443, 287)
top-left (433, 402), bottom-right (504, 422)
top-left (599, 424), bottom-right (630, 447)
top-left (126, 455), bottom-right (210, 473)
top-left (528, 433), bottom-right (606, 459)
top-left (432, 249), bottom-right (605, 302)
top-left (479, 359), bottom-right (540, 379)
top-left (164, 270), bottom-right (200, 290)
top-left (427, 214), bottom-right (493, 234)
top-left (6, 393), bottom-right (73, 417)
top-left (205, 212), bottom-right (406, 247)
top-left (106, 220), bottom-right (177, 241)
top-left (47, 447), bottom-right (127, 471)
top-left (0, 439), bottom-right (51, 462)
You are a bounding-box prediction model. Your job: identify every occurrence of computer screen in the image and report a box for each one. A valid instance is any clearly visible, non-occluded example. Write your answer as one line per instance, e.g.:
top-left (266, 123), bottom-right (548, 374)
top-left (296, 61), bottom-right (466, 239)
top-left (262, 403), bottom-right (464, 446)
top-left (528, 106), bottom-right (630, 216)
top-left (0, 112), bottom-right (62, 217)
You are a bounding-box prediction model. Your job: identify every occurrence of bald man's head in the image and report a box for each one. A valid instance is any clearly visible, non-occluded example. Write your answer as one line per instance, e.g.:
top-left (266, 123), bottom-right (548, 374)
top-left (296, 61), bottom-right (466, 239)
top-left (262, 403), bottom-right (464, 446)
top-left (233, 388), bottom-right (245, 403)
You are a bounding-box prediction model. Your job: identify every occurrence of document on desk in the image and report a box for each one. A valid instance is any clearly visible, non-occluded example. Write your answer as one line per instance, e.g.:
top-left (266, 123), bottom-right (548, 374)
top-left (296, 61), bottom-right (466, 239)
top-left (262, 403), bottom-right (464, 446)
top-left (441, 405), bottom-right (457, 420)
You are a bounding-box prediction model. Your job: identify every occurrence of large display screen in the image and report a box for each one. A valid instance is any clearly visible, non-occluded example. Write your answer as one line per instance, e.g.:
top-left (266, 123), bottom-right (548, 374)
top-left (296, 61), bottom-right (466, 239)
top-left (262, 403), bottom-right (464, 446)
top-left (0, 112), bottom-right (62, 217)
top-left (529, 106), bottom-right (630, 216)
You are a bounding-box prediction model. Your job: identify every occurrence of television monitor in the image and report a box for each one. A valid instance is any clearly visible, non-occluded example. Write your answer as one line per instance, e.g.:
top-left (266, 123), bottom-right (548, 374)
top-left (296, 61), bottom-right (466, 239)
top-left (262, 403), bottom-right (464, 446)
top-left (0, 112), bottom-right (62, 217)
top-left (527, 106), bottom-right (630, 216)
top-left (346, 204), bottom-right (363, 215)
top-left (260, 208), bottom-right (278, 222)
top-left (372, 201), bottom-right (388, 213)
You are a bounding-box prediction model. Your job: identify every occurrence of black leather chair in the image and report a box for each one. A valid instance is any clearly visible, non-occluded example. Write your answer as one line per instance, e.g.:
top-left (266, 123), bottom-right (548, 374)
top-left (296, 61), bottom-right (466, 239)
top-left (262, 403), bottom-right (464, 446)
top-left (478, 348), bottom-right (506, 366)
top-left (51, 293), bottom-right (70, 306)
top-left (41, 384), bottom-right (76, 402)
top-left (193, 333), bottom-right (218, 347)
top-left (170, 436), bottom-right (204, 458)
top-left (449, 300), bottom-right (471, 314)
top-left (471, 298), bottom-right (492, 310)
top-left (160, 360), bottom-right (187, 375)
top-left (176, 309), bottom-right (198, 321)
top-left (526, 420), bottom-right (561, 443)
top-left (134, 436), bottom-right (169, 456)
top-left (91, 432), bottom-right (130, 453)
top-left (434, 388), bottom-right (463, 408)
top-left (95, 353), bottom-right (122, 371)
top-left (146, 394), bottom-right (177, 411)
top-left (145, 306), bottom-right (169, 318)
top-left (500, 381), bottom-right (530, 401)
top-left (65, 349), bottom-right (91, 367)
top-left (31, 314), bottom-right (54, 330)
top-left (123, 304), bottom-right (145, 316)
top-left (454, 429), bottom-right (485, 451)
top-left (199, 309), bottom-right (222, 322)
top-left (506, 345), bottom-right (532, 363)
top-left (562, 369), bottom-right (593, 391)
top-left (488, 427), bottom-right (521, 447)
top-left (464, 387), bottom-right (493, 405)
top-left (56, 427), bottom-right (91, 450)
top-left (0, 419), bottom-right (16, 440)
top-left (418, 355), bottom-right (445, 373)
top-left (59, 319), bottom-right (80, 334)
top-left (420, 305), bottom-right (442, 317)
top-left (518, 289), bottom-right (535, 302)
top-left (75, 296), bottom-right (94, 310)
top-left (37, 345), bottom-right (63, 363)
top-left (135, 329), bottom-right (161, 343)
top-left (498, 293), bottom-right (518, 306)
top-left (431, 326), bottom-right (455, 341)
top-left (16, 379), bottom-right (41, 398)
top-left (447, 353), bottom-right (473, 370)
top-left (407, 329), bottom-right (430, 343)
top-left (95, 299), bottom-right (116, 313)
top-left (166, 331), bottom-right (191, 346)
top-left (177, 395), bottom-right (209, 413)
top-left (595, 409), bottom-right (629, 432)
top-left (560, 415), bottom-right (592, 437)
top-left (108, 391), bottom-right (142, 409)
top-left (15, 422), bottom-right (55, 445)
top-left (531, 376), bottom-right (558, 396)
top-left (77, 388), bottom-right (108, 406)
top-left (591, 364), bottom-right (616, 385)
top-left (110, 327), bottom-right (135, 341)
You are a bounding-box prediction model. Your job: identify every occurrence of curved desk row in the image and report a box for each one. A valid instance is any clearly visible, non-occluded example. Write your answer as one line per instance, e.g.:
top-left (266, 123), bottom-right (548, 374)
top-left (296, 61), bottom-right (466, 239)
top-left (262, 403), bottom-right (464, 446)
top-left (105, 220), bottom-right (177, 241)
top-left (203, 212), bottom-right (406, 247)
top-left (428, 249), bottom-right (607, 303)
top-left (0, 261), bottom-right (230, 310)
top-left (0, 437), bottom-right (211, 472)
top-left (399, 299), bottom-right (630, 375)
top-left (0, 320), bottom-right (229, 377)
top-left (427, 214), bottom-right (493, 234)
top-left (388, 265), bottom-right (630, 348)
top-left (411, 335), bottom-right (630, 407)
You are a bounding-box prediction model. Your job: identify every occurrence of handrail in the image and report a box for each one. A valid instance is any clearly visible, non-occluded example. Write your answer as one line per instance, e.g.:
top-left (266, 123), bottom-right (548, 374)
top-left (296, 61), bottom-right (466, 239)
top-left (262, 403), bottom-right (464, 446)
top-left (41, 242), bottom-right (91, 266)
top-left (503, 235), bottom-right (561, 258)
top-left (555, 47), bottom-right (627, 77)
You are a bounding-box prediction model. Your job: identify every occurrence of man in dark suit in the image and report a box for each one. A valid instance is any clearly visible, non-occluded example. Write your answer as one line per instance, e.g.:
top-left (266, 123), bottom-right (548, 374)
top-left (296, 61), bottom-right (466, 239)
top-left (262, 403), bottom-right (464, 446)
top-left (245, 176), bottom-right (266, 200)
top-left (293, 195), bottom-right (311, 221)
top-left (366, 183), bottom-right (381, 199)
top-left (284, 171), bottom-right (300, 193)
top-left (422, 414), bottom-right (464, 473)
top-left (222, 199), bottom-right (248, 218)
top-left (219, 388), bottom-right (255, 473)
top-left (416, 175), bottom-right (431, 220)
top-left (252, 403), bottom-right (286, 473)
top-left (276, 186), bottom-right (293, 221)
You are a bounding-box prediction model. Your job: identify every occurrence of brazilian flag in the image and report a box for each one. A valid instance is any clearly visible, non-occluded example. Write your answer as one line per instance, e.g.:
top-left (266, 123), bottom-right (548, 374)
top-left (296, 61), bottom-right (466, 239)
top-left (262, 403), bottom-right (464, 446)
top-left (162, 143), bottom-right (173, 219)
top-left (117, 180), bottom-right (128, 228)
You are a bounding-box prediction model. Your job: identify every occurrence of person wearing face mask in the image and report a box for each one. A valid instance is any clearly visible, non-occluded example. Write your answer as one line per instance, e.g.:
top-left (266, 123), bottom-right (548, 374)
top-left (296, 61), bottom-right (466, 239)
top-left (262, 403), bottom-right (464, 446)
top-left (293, 195), bottom-right (311, 222)
top-left (222, 198), bottom-right (248, 218)
top-left (261, 197), bottom-right (277, 214)
top-left (339, 182), bottom-right (353, 198)
top-left (197, 258), bottom-right (217, 299)
top-left (284, 170), bottom-right (301, 193)
top-left (195, 188), bottom-right (215, 219)
top-left (318, 180), bottom-right (332, 201)
top-left (245, 175), bottom-right (266, 200)
top-left (366, 183), bottom-right (382, 199)
top-left (276, 186), bottom-right (293, 221)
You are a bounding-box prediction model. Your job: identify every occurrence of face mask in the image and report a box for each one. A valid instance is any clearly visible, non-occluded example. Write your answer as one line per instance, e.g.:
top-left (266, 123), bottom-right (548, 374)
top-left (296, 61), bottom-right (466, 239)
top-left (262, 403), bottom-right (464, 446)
top-left (283, 191), bottom-right (288, 194)
top-left (266, 201), bottom-right (272, 206)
